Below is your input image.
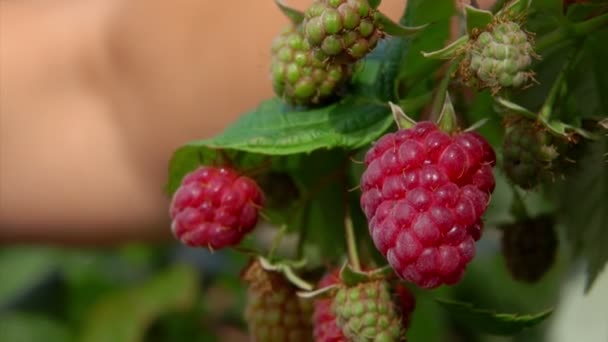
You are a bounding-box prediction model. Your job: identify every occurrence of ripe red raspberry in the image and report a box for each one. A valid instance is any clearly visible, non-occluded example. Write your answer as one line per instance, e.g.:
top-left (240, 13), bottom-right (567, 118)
top-left (360, 122), bottom-right (496, 288)
top-left (170, 166), bottom-right (264, 250)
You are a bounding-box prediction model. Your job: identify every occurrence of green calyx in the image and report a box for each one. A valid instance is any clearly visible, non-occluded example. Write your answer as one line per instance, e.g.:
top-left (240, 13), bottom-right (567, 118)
top-left (303, 0), bottom-right (382, 63)
top-left (271, 26), bottom-right (350, 105)
top-left (333, 280), bottom-right (403, 341)
top-left (461, 20), bottom-right (536, 93)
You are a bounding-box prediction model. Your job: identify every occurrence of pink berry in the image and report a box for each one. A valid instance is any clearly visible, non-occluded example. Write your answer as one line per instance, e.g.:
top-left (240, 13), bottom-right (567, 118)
top-left (170, 166), bottom-right (264, 250)
top-left (360, 122), bottom-right (496, 288)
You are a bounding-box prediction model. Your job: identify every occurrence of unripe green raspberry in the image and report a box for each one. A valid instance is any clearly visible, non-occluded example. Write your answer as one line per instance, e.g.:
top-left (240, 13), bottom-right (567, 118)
top-left (332, 280), bottom-right (403, 341)
top-left (243, 261), bottom-right (314, 342)
top-left (502, 117), bottom-right (559, 189)
top-left (303, 0), bottom-right (383, 63)
top-left (463, 21), bottom-right (536, 92)
top-left (271, 26), bottom-right (350, 105)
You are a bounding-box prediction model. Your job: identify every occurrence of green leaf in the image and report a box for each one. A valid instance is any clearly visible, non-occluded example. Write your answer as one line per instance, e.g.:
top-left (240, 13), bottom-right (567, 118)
top-left (376, 12), bottom-right (427, 37)
top-left (530, 0), bottom-right (564, 14)
top-left (81, 264), bottom-right (199, 342)
top-left (497, 0), bottom-right (532, 16)
top-left (559, 136), bottom-right (608, 292)
top-left (196, 97), bottom-right (392, 155)
top-left (436, 298), bottom-right (553, 335)
top-left (369, 0), bottom-right (381, 10)
top-left (465, 5), bottom-right (494, 35)
top-left (0, 248), bottom-right (58, 306)
top-left (274, 0), bottom-right (305, 24)
top-left (0, 313), bottom-right (72, 342)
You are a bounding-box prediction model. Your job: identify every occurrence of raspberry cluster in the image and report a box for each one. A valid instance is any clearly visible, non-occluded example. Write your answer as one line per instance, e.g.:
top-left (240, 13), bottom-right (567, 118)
top-left (271, 26), bottom-right (350, 105)
top-left (502, 117), bottom-right (560, 189)
top-left (463, 21), bottom-right (535, 91)
top-left (313, 269), bottom-right (416, 341)
top-left (170, 166), bottom-right (263, 250)
top-left (361, 122), bottom-right (496, 288)
top-left (303, 0), bottom-right (382, 63)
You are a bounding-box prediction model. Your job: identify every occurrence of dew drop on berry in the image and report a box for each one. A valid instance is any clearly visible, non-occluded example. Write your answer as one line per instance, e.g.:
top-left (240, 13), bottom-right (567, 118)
top-left (458, 237), bottom-right (476, 263)
top-left (398, 140), bottom-right (425, 170)
top-left (406, 188), bottom-right (433, 211)
top-left (394, 231), bottom-right (423, 263)
top-left (382, 175), bottom-right (407, 199)
top-left (437, 245), bottom-right (461, 277)
top-left (438, 144), bottom-right (468, 181)
top-left (393, 200), bottom-right (417, 227)
top-left (419, 165), bottom-right (448, 190)
top-left (412, 213), bottom-right (440, 245)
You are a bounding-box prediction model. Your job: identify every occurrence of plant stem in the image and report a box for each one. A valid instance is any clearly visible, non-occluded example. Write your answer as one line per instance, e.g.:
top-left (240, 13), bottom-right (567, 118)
top-left (268, 225), bottom-right (288, 261)
top-left (536, 12), bottom-right (608, 54)
top-left (573, 12), bottom-right (608, 37)
top-left (344, 212), bottom-right (361, 272)
top-left (539, 48), bottom-right (578, 121)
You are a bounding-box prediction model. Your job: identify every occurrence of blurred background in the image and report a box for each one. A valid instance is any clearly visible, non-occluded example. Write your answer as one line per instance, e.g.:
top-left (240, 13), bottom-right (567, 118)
top-left (1, 0), bottom-right (607, 341)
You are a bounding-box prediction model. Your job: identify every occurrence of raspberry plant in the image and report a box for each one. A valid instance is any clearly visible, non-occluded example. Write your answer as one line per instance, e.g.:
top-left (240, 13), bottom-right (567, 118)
top-left (167, 0), bottom-right (608, 340)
